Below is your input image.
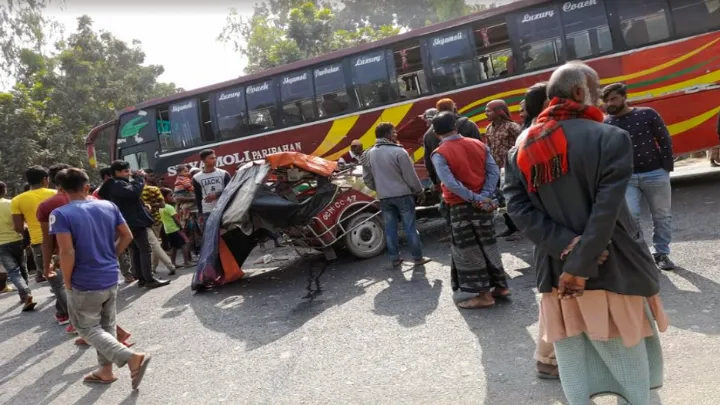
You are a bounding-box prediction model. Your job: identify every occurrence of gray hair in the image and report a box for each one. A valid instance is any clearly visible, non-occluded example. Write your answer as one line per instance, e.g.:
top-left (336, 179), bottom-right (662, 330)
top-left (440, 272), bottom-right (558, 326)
top-left (547, 62), bottom-right (599, 99)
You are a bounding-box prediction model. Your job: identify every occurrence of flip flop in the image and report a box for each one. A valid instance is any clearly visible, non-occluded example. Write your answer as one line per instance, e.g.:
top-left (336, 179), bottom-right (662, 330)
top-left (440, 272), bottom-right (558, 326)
top-left (84, 372), bottom-right (117, 385)
top-left (131, 355), bottom-right (152, 390)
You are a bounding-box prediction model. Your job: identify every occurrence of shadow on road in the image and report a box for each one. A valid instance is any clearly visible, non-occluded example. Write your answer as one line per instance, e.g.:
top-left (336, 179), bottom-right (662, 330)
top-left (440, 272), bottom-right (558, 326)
top-left (161, 253), bottom-right (388, 351)
top-left (372, 265), bottom-right (442, 328)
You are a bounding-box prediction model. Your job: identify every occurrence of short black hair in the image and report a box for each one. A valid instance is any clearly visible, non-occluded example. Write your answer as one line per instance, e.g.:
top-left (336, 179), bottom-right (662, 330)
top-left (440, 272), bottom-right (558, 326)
top-left (523, 82), bottom-right (549, 129)
top-left (432, 111), bottom-right (457, 136)
top-left (375, 122), bottom-right (395, 140)
top-left (25, 166), bottom-right (49, 186)
top-left (57, 168), bottom-right (89, 193)
top-left (602, 82), bottom-right (627, 101)
top-left (199, 149), bottom-right (215, 161)
top-left (0, 181), bottom-right (6, 197)
top-left (110, 160), bottom-right (130, 176)
top-left (99, 167), bottom-right (113, 180)
top-left (160, 187), bottom-right (173, 198)
top-left (48, 164), bottom-right (72, 186)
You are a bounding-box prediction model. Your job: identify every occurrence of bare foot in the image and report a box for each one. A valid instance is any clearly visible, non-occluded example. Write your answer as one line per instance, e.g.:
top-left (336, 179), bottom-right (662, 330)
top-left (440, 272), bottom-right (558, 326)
top-left (458, 292), bottom-right (495, 309)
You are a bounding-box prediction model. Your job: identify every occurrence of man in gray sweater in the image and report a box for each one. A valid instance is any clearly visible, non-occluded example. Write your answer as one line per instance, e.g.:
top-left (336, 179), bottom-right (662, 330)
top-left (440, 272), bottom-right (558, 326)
top-left (363, 123), bottom-right (430, 267)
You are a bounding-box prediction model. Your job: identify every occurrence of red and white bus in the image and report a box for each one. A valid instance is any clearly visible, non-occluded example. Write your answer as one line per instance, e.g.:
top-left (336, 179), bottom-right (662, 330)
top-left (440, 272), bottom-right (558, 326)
top-left (87, 0), bottom-right (720, 184)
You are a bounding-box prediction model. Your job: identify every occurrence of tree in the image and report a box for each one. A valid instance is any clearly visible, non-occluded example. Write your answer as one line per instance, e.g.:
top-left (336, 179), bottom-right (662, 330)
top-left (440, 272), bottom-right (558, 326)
top-left (0, 10), bottom-right (177, 194)
top-left (219, 2), bottom-right (399, 75)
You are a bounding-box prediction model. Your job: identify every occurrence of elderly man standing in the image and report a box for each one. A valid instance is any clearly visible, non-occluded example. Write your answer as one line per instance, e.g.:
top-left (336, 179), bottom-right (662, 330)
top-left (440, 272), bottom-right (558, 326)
top-left (504, 62), bottom-right (668, 405)
top-left (431, 111), bottom-right (507, 309)
top-left (363, 123), bottom-right (430, 267)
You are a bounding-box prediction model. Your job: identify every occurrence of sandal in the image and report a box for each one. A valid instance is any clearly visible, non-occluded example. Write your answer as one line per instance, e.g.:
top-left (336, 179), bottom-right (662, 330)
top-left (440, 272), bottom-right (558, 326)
top-left (84, 372), bottom-right (117, 385)
top-left (131, 355), bottom-right (152, 390)
top-left (413, 257), bottom-right (432, 266)
top-left (391, 259), bottom-right (404, 267)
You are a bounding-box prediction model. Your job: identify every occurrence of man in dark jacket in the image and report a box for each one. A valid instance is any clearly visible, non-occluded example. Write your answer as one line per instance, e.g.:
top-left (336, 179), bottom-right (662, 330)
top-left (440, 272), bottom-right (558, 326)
top-left (504, 62), bottom-right (667, 402)
top-left (98, 160), bottom-right (169, 289)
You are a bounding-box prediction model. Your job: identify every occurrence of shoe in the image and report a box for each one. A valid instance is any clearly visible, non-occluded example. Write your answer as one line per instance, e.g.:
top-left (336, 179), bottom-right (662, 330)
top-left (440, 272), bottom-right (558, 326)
top-left (1, 285), bottom-right (15, 293)
top-left (56, 314), bottom-right (70, 325)
top-left (66, 324), bottom-right (78, 334)
top-left (22, 296), bottom-right (37, 312)
top-left (654, 254), bottom-right (676, 271)
top-left (145, 279), bottom-right (170, 289)
top-left (124, 275), bottom-right (136, 284)
top-left (168, 267), bottom-right (176, 276)
top-left (35, 274), bottom-right (47, 283)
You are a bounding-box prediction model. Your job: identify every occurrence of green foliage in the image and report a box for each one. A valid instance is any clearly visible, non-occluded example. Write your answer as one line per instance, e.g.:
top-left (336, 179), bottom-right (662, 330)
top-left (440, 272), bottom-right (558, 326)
top-left (220, 0), bottom-right (501, 75)
top-left (219, 2), bottom-right (400, 75)
top-left (0, 3), bottom-right (176, 194)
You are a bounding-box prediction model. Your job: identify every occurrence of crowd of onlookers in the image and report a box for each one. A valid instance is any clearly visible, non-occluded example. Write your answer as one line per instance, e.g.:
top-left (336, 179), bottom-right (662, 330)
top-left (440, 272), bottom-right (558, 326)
top-left (0, 148), bottom-right (231, 388)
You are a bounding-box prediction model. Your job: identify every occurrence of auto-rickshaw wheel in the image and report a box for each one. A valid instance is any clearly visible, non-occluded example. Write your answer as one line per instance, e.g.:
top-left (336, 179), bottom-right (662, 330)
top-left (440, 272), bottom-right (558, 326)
top-left (344, 212), bottom-right (386, 259)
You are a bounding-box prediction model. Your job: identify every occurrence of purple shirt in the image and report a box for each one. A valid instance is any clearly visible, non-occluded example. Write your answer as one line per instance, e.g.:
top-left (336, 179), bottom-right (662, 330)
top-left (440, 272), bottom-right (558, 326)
top-left (49, 199), bottom-right (125, 291)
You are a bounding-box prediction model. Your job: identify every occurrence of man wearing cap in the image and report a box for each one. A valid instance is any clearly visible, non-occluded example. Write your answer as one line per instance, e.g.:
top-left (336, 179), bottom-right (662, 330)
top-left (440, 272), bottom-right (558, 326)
top-left (430, 111), bottom-right (508, 309)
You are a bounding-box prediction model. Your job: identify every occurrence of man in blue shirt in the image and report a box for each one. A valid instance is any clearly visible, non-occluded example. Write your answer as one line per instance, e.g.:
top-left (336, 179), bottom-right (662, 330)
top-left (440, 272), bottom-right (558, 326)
top-left (51, 168), bottom-right (151, 389)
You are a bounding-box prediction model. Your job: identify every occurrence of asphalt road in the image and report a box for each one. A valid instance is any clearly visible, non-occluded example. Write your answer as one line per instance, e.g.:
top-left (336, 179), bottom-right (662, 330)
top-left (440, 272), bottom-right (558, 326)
top-left (1, 165), bottom-right (719, 405)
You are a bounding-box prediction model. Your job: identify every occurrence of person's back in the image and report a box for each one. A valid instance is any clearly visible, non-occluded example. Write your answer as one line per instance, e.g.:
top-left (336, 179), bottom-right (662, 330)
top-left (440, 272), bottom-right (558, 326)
top-left (50, 199), bottom-right (122, 291)
top-left (11, 188), bottom-right (56, 245)
top-left (0, 197), bottom-right (21, 245)
top-left (365, 143), bottom-right (422, 199)
top-left (507, 115), bottom-right (659, 296)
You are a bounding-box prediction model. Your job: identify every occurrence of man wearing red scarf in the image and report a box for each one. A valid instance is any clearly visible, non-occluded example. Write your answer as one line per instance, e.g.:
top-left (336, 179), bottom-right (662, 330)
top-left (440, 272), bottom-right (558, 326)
top-left (504, 62), bottom-right (668, 405)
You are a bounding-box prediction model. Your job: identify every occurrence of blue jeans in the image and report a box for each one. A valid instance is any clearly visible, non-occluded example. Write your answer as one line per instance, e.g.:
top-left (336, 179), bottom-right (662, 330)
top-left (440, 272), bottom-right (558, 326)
top-left (380, 195), bottom-right (423, 261)
top-left (0, 240), bottom-right (31, 299)
top-left (625, 168), bottom-right (672, 255)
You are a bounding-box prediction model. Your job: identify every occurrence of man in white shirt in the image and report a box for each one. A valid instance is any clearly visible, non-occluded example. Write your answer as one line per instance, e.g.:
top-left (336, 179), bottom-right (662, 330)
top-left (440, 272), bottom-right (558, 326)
top-left (192, 149), bottom-right (231, 227)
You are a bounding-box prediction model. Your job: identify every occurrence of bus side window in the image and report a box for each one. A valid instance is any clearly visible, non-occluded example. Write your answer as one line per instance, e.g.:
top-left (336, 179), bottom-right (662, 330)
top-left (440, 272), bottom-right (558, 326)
top-left (392, 40), bottom-right (426, 99)
top-left (245, 80), bottom-right (277, 134)
top-left (669, 0), bottom-right (720, 37)
top-left (350, 50), bottom-right (398, 109)
top-left (165, 99), bottom-right (203, 151)
top-left (199, 97), bottom-right (216, 143)
top-left (212, 87), bottom-right (249, 141)
top-left (610, 0), bottom-right (671, 48)
top-left (314, 62), bottom-right (352, 118)
top-left (427, 28), bottom-right (480, 93)
top-left (472, 20), bottom-right (514, 80)
top-left (281, 70), bottom-right (316, 125)
top-left (511, 4), bottom-right (565, 72)
top-left (560, 0), bottom-right (613, 59)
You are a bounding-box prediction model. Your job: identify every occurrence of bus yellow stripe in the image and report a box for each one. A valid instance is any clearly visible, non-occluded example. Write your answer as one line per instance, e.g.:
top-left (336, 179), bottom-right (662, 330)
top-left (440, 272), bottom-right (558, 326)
top-left (310, 115), bottom-right (360, 157)
top-left (668, 105), bottom-right (720, 136)
top-left (628, 70), bottom-right (720, 100)
top-left (413, 147), bottom-right (425, 162)
top-left (325, 103), bottom-right (415, 160)
top-left (460, 37), bottom-right (720, 114)
top-left (601, 37), bottom-right (720, 84)
top-left (468, 104), bottom-right (522, 124)
top-left (459, 88), bottom-right (527, 114)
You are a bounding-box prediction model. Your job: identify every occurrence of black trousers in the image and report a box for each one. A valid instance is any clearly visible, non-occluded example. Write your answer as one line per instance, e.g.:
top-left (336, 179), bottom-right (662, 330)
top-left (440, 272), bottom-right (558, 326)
top-left (129, 227), bottom-right (154, 283)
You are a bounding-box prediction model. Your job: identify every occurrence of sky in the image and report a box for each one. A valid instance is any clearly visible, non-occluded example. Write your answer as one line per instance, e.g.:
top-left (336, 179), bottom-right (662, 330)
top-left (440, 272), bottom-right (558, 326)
top-left (44, 0), bottom-right (508, 92)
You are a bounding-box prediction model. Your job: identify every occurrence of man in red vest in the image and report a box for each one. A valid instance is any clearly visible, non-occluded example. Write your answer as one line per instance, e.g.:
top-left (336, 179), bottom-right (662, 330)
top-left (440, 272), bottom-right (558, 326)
top-left (430, 111), bottom-right (510, 309)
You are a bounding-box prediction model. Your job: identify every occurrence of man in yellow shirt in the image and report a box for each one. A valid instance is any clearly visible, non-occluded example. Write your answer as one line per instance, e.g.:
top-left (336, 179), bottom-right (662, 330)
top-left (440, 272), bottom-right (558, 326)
top-left (11, 166), bottom-right (69, 325)
top-left (0, 181), bottom-right (36, 311)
